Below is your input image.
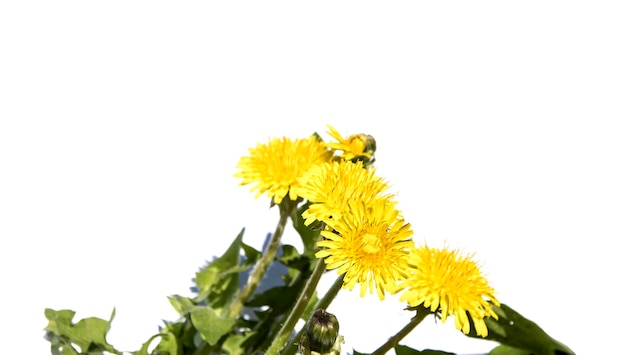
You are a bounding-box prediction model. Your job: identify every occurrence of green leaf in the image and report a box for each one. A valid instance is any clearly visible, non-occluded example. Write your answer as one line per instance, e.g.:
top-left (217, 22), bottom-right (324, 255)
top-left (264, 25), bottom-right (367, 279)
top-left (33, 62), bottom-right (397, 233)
top-left (169, 319), bottom-right (198, 351)
top-left (466, 303), bottom-right (574, 355)
top-left (44, 308), bottom-right (121, 354)
top-left (279, 244), bottom-right (300, 261)
top-left (292, 201), bottom-right (321, 253)
top-left (222, 332), bottom-right (256, 355)
top-left (190, 306), bottom-right (236, 346)
top-left (488, 344), bottom-right (532, 355)
top-left (45, 328), bottom-right (80, 355)
top-left (194, 228), bottom-right (245, 309)
top-left (168, 295), bottom-right (196, 316)
top-left (241, 241), bottom-right (261, 267)
top-left (72, 314), bottom-right (115, 352)
top-left (45, 308), bottom-right (76, 334)
top-left (395, 344), bottom-right (456, 355)
top-left (132, 333), bottom-right (175, 355)
top-left (246, 285), bottom-right (300, 314)
top-left (143, 320), bottom-right (199, 355)
top-left (208, 270), bottom-right (241, 314)
top-left (153, 333), bottom-right (180, 355)
top-left (278, 244), bottom-right (312, 270)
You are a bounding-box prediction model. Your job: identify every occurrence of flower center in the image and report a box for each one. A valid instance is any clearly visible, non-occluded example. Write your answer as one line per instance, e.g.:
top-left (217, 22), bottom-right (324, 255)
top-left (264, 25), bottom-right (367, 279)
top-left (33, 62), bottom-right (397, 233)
top-left (362, 233), bottom-right (381, 253)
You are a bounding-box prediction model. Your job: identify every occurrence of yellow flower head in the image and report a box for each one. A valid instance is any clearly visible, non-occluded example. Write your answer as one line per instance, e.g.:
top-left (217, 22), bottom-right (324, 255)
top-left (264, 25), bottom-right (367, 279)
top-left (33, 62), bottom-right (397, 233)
top-left (294, 160), bottom-right (392, 226)
top-left (235, 136), bottom-right (331, 204)
top-left (315, 199), bottom-right (414, 300)
top-left (399, 245), bottom-right (500, 337)
top-left (325, 124), bottom-right (376, 163)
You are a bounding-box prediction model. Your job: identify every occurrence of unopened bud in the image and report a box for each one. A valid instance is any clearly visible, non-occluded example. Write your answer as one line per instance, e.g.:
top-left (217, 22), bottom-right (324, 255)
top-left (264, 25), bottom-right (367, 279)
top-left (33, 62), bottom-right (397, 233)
top-left (346, 133), bottom-right (376, 167)
top-left (299, 309), bottom-right (340, 354)
top-left (350, 133), bottom-right (376, 158)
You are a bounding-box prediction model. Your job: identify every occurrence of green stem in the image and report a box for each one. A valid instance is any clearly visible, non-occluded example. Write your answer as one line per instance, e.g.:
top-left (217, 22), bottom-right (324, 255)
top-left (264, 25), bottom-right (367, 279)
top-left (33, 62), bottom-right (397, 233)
top-left (265, 258), bottom-right (327, 355)
top-left (282, 274), bottom-right (345, 355)
top-left (229, 201), bottom-right (293, 318)
top-left (370, 304), bottom-right (430, 355)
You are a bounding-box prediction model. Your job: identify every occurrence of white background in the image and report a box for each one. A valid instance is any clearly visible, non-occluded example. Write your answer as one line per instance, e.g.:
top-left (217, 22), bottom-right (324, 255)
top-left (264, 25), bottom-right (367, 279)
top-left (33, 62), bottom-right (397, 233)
top-left (1, 2), bottom-right (625, 354)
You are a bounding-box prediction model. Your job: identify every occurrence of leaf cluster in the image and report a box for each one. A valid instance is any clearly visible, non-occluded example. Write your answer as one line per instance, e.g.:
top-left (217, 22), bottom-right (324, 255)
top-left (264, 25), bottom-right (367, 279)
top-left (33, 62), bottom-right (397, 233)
top-left (44, 205), bottom-right (323, 355)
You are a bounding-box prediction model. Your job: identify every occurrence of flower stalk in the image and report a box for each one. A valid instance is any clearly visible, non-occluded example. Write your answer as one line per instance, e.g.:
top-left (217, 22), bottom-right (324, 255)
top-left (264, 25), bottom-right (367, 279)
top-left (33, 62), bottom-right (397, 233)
top-left (283, 274), bottom-right (345, 355)
top-left (228, 200), bottom-right (295, 318)
top-left (265, 257), bottom-right (327, 355)
top-left (370, 304), bottom-right (430, 355)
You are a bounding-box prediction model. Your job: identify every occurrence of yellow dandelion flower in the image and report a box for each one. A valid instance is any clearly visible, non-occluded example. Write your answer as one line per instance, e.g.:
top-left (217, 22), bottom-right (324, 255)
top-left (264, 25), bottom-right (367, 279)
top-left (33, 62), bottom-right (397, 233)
top-left (294, 160), bottom-right (392, 226)
top-left (326, 124), bottom-right (376, 162)
top-left (399, 245), bottom-right (500, 337)
top-left (315, 199), bottom-right (414, 300)
top-left (235, 136), bottom-right (331, 204)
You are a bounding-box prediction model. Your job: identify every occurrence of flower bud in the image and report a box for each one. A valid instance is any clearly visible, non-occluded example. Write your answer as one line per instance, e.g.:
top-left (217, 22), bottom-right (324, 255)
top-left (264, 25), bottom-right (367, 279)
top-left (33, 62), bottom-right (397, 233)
top-left (346, 133), bottom-right (376, 167)
top-left (299, 309), bottom-right (340, 354)
top-left (349, 133), bottom-right (376, 158)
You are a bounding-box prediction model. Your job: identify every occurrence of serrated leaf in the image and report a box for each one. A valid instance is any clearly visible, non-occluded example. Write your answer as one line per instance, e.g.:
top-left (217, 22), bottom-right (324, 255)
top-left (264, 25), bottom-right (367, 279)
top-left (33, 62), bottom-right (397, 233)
top-left (279, 244), bottom-right (300, 260)
top-left (190, 306), bottom-right (236, 346)
top-left (153, 332), bottom-right (180, 355)
top-left (195, 228), bottom-right (244, 301)
top-left (208, 272), bottom-right (240, 314)
top-left (44, 308), bottom-right (120, 354)
top-left (45, 330), bottom-right (80, 355)
top-left (45, 308), bottom-right (76, 334)
top-left (278, 244), bottom-right (311, 270)
top-left (466, 303), bottom-right (574, 355)
top-left (169, 319), bottom-right (197, 351)
top-left (147, 320), bottom-right (198, 354)
top-left (241, 241), bottom-right (261, 267)
top-left (132, 333), bottom-right (174, 355)
top-left (72, 316), bottom-right (114, 352)
top-left (168, 295), bottom-right (196, 316)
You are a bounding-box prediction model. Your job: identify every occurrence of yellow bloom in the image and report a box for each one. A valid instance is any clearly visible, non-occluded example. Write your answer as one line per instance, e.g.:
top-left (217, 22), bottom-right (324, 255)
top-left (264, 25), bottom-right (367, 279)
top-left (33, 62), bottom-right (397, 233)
top-left (294, 160), bottom-right (392, 226)
top-left (235, 136), bottom-right (331, 204)
top-left (325, 124), bottom-right (376, 162)
top-left (315, 199), bottom-right (413, 300)
top-left (399, 245), bottom-right (500, 337)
